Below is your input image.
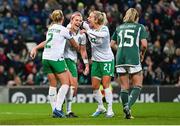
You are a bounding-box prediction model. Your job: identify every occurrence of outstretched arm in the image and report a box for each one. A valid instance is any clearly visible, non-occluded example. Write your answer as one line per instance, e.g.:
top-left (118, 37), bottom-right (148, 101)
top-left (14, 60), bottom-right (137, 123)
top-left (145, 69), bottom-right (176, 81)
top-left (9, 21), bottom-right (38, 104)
top-left (30, 41), bottom-right (46, 59)
top-left (82, 22), bottom-right (108, 38)
top-left (87, 30), bottom-right (108, 38)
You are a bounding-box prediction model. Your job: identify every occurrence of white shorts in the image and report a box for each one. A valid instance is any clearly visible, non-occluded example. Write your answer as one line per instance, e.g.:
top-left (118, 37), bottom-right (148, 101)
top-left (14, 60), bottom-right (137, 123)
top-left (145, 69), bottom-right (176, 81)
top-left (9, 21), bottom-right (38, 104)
top-left (116, 64), bottom-right (142, 74)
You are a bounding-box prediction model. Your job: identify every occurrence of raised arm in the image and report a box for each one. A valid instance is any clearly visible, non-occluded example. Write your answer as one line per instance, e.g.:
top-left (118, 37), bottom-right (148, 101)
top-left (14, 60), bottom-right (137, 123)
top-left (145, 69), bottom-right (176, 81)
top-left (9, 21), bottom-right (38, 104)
top-left (86, 29), bottom-right (108, 38)
top-left (82, 22), bottom-right (108, 38)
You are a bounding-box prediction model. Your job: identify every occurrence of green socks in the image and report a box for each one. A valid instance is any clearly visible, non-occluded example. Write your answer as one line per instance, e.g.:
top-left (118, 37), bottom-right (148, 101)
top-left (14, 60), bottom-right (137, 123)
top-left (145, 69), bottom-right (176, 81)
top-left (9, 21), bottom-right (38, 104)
top-left (128, 86), bottom-right (142, 108)
top-left (120, 89), bottom-right (129, 108)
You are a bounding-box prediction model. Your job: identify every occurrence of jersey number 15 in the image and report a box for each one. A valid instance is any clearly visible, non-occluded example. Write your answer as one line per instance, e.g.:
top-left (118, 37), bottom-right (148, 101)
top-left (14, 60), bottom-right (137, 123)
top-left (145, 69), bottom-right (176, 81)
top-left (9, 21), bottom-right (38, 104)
top-left (118, 29), bottom-right (134, 47)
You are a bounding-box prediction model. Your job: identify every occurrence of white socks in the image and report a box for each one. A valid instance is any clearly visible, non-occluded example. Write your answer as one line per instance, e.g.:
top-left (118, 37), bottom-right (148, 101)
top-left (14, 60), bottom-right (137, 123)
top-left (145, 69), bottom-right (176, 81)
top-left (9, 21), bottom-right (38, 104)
top-left (48, 86), bottom-right (57, 111)
top-left (93, 89), bottom-right (104, 108)
top-left (55, 84), bottom-right (69, 111)
top-left (104, 87), bottom-right (113, 106)
top-left (66, 86), bottom-right (75, 114)
top-left (104, 87), bottom-right (113, 111)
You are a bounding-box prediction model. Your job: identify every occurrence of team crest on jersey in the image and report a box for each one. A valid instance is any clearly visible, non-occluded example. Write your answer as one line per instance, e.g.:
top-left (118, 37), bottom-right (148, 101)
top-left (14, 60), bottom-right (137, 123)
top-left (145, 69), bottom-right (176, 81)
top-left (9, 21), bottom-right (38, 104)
top-left (69, 31), bottom-right (73, 36)
top-left (78, 37), bottom-right (82, 43)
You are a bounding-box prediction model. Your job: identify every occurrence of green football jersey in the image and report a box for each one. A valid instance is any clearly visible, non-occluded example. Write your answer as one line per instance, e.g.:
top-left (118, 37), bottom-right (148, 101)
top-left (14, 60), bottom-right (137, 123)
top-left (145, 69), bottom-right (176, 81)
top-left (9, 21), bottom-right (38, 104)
top-left (112, 22), bottom-right (148, 66)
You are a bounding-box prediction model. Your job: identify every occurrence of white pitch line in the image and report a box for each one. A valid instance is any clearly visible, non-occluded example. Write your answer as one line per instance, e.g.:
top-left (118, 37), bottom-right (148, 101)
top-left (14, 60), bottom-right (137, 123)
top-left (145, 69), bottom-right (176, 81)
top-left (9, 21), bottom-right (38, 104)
top-left (0, 112), bottom-right (48, 115)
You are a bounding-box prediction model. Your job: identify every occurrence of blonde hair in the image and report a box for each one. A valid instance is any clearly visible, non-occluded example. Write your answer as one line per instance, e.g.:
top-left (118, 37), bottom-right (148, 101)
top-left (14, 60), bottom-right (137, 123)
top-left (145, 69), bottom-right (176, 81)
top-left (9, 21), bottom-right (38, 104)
top-left (50, 10), bottom-right (64, 23)
top-left (123, 8), bottom-right (139, 23)
top-left (92, 11), bottom-right (108, 25)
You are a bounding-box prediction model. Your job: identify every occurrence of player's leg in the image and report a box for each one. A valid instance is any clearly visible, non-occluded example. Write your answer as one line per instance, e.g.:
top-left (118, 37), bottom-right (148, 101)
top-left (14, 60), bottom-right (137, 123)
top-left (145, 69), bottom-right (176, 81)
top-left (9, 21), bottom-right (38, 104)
top-left (118, 73), bottom-right (129, 107)
top-left (66, 71), bottom-right (78, 117)
top-left (53, 71), bottom-right (70, 118)
top-left (118, 73), bottom-right (134, 119)
top-left (48, 74), bottom-right (57, 112)
top-left (116, 66), bottom-right (130, 108)
top-left (101, 61), bottom-right (114, 117)
top-left (116, 66), bottom-right (132, 119)
top-left (118, 73), bottom-right (129, 103)
top-left (50, 60), bottom-right (70, 118)
top-left (91, 61), bottom-right (106, 117)
top-left (91, 77), bottom-right (106, 117)
top-left (42, 60), bottom-right (57, 112)
top-left (102, 76), bottom-right (114, 117)
top-left (65, 59), bottom-right (78, 117)
top-left (128, 70), bottom-right (143, 108)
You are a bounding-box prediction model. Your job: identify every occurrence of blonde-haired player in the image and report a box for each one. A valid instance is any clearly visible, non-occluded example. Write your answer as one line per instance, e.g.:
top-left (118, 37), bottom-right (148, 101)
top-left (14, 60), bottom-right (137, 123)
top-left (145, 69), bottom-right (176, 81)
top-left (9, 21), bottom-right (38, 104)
top-left (30, 10), bottom-right (79, 118)
top-left (81, 11), bottom-right (114, 117)
top-left (111, 8), bottom-right (148, 119)
top-left (64, 12), bottom-right (89, 117)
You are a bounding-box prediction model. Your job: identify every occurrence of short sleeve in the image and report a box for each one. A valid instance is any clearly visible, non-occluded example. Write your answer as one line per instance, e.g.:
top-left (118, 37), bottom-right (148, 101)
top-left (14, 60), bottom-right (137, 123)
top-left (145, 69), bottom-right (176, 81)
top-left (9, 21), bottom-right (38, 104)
top-left (80, 34), bottom-right (86, 45)
top-left (62, 28), bottom-right (73, 40)
top-left (100, 26), bottom-right (109, 34)
top-left (111, 30), bottom-right (117, 41)
top-left (140, 25), bottom-right (148, 40)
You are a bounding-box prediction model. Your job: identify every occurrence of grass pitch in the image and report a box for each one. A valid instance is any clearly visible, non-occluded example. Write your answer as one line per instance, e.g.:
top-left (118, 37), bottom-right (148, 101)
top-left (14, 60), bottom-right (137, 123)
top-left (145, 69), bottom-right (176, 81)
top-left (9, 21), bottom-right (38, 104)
top-left (0, 103), bottom-right (180, 125)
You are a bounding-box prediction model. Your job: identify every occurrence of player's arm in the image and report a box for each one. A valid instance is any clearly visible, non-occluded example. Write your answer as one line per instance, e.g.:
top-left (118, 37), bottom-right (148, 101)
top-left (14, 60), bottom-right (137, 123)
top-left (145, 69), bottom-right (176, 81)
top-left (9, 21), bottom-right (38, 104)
top-left (80, 45), bottom-right (89, 75)
top-left (79, 34), bottom-right (89, 75)
top-left (80, 29), bottom-right (108, 38)
top-left (140, 25), bottom-right (148, 62)
top-left (81, 25), bottom-right (108, 38)
top-left (110, 30), bottom-right (118, 51)
top-left (82, 21), bottom-right (90, 30)
top-left (111, 40), bottom-right (118, 51)
top-left (30, 41), bottom-right (46, 59)
top-left (140, 39), bottom-right (147, 62)
top-left (86, 30), bottom-right (108, 38)
top-left (69, 38), bottom-right (80, 52)
top-left (64, 27), bottom-right (80, 52)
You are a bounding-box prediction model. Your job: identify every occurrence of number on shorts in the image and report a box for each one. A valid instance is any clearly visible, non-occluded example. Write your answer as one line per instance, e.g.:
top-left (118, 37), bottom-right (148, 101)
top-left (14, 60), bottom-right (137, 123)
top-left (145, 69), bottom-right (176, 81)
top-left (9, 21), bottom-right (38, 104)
top-left (104, 63), bottom-right (111, 73)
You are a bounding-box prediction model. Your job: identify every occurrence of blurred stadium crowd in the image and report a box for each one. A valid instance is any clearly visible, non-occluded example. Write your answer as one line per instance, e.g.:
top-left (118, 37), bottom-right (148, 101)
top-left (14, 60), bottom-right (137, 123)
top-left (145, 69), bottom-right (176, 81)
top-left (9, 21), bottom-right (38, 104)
top-left (0, 0), bottom-right (179, 86)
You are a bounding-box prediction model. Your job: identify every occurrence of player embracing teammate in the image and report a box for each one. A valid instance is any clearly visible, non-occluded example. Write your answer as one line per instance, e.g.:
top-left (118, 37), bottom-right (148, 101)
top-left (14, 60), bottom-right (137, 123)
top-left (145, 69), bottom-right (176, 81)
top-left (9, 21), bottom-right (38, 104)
top-left (30, 7), bottom-right (147, 119)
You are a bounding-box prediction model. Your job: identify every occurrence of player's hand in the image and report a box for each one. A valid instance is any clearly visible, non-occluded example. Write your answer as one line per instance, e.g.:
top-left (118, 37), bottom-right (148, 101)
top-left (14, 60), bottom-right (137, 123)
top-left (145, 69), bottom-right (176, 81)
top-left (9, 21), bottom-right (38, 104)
top-left (83, 65), bottom-right (89, 76)
top-left (80, 29), bottom-right (87, 34)
top-left (82, 21), bottom-right (90, 30)
top-left (30, 47), bottom-right (37, 59)
top-left (140, 52), bottom-right (145, 62)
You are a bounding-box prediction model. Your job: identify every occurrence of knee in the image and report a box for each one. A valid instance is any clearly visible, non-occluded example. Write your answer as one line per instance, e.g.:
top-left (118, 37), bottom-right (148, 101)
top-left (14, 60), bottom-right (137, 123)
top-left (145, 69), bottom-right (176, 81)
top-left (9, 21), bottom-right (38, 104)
top-left (102, 83), bottom-right (110, 89)
top-left (92, 83), bottom-right (100, 90)
top-left (120, 83), bottom-right (130, 90)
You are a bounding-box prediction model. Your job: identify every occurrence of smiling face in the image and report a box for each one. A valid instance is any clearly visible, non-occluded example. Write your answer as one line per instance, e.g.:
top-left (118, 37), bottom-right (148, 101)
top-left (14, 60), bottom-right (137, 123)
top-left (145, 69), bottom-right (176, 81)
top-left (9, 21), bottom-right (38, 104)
top-left (87, 12), bottom-right (96, 28)
top-left (87, 11), bottom-right (105, 28)
top-left (71, 14), bottom-right (83, 31)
